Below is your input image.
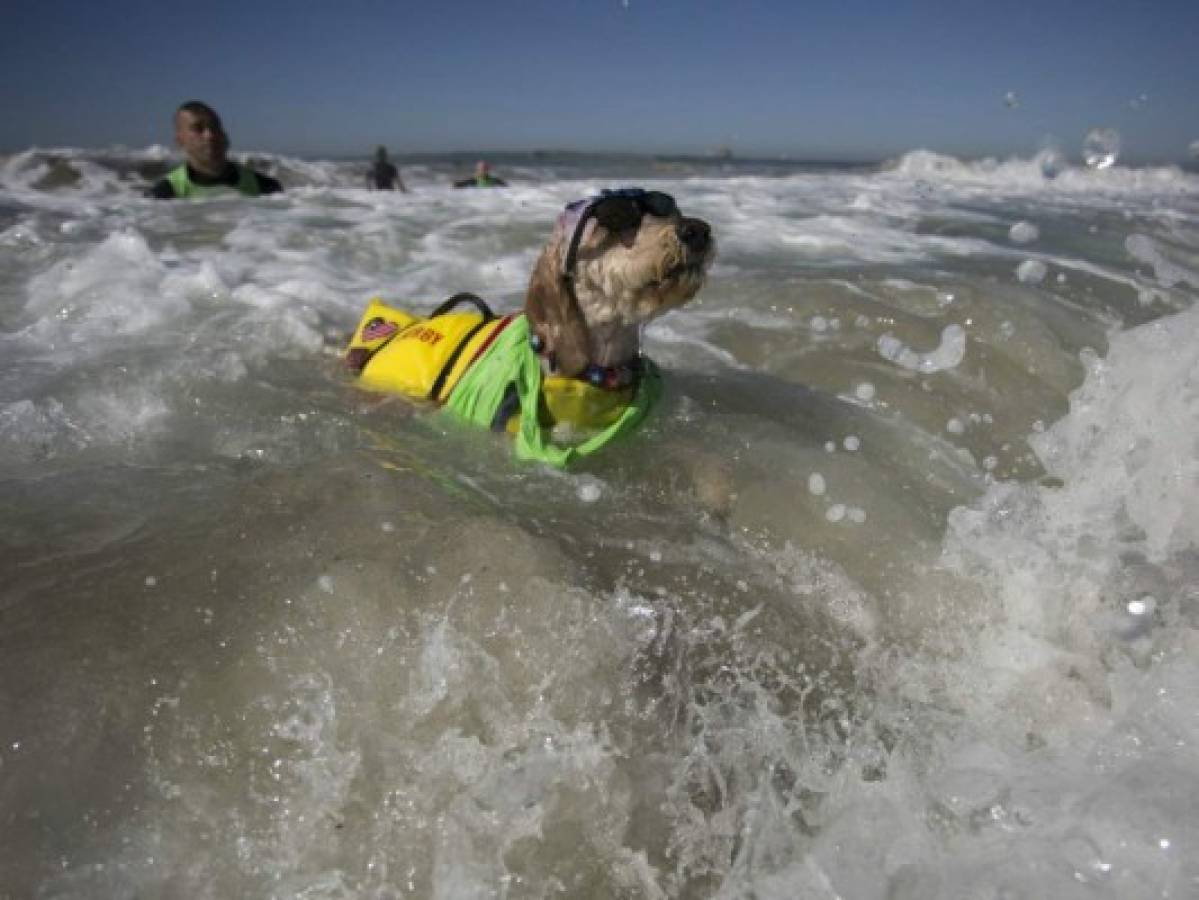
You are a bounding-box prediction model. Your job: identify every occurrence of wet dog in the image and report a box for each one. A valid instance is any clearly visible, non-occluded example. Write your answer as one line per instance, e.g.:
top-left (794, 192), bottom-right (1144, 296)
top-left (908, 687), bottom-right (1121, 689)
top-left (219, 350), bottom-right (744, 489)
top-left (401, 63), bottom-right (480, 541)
top-left (345, 188), bottom-right (715, 465)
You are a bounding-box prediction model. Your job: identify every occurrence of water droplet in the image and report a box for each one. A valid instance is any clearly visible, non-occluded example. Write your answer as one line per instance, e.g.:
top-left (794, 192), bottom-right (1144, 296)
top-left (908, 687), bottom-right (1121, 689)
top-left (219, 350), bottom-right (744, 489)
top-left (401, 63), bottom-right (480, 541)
top-left (1009, 221), bottom-right (1039, 244)
top-left (1083, 128), bottom-right (1121, 169)
top-left (1127, 595), bottom-right (1155, 616)
top-left (1003, 90), bottom-right (1019, 109)
top-left (1037, 147), bottom-right (1067, 179)
top-left (808, 473), bottom-right (827, 496)
top-left (577, 479), bottom-right (602, 503)
top-left (1016, 259), bottom-right (1048, 284)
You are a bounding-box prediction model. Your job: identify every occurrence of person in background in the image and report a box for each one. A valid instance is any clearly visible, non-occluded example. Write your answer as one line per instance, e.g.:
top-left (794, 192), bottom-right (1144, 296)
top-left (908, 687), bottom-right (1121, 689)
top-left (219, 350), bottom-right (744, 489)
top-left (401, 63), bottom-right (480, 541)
top-left (146, 101), bottom-right (283, 199)
top-left (453, 159), bottom-right (507, 188)
top-left (366, 145), bottom-right (407, 191)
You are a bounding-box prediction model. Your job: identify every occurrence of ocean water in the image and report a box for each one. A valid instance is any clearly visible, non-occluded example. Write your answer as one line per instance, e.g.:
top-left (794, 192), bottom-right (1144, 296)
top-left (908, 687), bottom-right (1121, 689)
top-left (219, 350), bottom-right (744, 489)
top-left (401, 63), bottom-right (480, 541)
top-left (1, 145), bottom-right (1198, 899)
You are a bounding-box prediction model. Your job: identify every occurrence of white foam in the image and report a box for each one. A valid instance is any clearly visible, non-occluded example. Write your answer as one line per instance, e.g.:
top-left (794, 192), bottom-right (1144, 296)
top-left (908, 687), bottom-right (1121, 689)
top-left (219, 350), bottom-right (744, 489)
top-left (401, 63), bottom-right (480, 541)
top-left (1125, 233), bottom-right (1194, 288)
top-left (877, 324), bottom-right (967, 373)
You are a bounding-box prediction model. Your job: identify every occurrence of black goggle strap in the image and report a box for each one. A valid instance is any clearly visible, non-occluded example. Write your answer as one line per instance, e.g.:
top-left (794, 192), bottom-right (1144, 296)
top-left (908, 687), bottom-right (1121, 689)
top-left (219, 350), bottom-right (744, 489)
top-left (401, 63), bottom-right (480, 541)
top-left (562, 201), bottom-right (597, 282)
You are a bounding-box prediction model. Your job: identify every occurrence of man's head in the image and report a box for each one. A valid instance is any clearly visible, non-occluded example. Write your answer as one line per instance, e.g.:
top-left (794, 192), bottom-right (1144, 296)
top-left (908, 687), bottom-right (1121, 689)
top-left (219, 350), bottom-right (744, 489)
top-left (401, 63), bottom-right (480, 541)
top-left (174, 101), bottom-right (229, 176)
top-left (475, 160), bottom-right (490, 177)
top-left (375, 145), bottom-right (389, 162)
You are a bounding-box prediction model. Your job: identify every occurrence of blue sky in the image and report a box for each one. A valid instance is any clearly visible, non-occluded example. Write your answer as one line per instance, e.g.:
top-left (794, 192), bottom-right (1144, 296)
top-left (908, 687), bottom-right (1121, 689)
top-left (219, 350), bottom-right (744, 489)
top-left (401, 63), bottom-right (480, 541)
top-left (2, 0), bottom-right (1196, 163)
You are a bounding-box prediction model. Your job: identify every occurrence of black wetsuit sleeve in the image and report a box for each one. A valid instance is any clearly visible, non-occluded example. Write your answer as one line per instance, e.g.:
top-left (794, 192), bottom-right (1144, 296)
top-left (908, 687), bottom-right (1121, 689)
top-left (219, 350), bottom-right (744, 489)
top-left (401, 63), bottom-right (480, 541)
top-left (255, 172), bottom-right (283, 195)
top-left (146, 177), bottom-right (176, 199)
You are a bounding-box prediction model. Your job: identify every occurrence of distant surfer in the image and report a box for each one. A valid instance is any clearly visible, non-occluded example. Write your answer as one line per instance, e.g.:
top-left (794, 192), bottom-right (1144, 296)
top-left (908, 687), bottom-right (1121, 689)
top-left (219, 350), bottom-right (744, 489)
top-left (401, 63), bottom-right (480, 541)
top-left (367, 145), bottom-right (407, 191)
top-left (146, 101), bottom-right (283, 199)
top-left (453, 160), bottom-right (507, 188)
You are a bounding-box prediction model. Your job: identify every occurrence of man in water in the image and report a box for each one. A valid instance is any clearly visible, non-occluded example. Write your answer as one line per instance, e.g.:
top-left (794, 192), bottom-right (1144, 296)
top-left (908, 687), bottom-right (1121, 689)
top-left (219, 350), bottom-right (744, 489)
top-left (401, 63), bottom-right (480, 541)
top-left (146, 101), bottom-right (283, 199)
top-left (453, 160), bottom-right (507, 188)
top-left (367, 146), bottom-right (407, 191)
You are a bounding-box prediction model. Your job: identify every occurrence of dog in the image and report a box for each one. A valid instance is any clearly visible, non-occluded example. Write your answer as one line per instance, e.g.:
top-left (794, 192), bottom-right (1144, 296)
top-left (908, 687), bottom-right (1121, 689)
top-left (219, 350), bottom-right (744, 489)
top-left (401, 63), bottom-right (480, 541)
top-left (345, 188), bottom-right (715, 466)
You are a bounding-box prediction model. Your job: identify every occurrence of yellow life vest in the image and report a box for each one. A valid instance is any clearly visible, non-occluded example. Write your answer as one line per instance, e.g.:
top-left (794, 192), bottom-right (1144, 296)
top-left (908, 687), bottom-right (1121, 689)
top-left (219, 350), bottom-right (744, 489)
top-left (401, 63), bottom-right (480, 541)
top-left (346, 297), bottom-right (642, 433)
top-left (346, 297), bottom-right (660, 466)
top-left (346, 296), bottom-right (508, 404)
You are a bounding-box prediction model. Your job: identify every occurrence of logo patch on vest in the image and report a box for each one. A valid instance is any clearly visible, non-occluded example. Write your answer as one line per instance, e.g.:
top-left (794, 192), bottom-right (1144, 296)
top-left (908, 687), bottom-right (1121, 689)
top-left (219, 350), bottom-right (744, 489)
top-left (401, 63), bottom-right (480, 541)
top-left (361, 318), bottom-right (398, 341)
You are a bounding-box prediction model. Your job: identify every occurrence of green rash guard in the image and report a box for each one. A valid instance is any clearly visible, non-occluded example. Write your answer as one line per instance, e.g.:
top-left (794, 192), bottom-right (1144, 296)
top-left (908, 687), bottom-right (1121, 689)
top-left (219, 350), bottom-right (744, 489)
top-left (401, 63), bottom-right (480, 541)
top-left (165, 163), bottom-right (262, 198)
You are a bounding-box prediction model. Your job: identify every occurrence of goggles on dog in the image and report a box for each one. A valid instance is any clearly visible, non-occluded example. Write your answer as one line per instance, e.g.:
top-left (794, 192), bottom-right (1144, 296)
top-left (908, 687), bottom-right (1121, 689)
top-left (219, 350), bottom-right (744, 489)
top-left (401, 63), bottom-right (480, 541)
top-left (561, 188), bottom-right (678, 279)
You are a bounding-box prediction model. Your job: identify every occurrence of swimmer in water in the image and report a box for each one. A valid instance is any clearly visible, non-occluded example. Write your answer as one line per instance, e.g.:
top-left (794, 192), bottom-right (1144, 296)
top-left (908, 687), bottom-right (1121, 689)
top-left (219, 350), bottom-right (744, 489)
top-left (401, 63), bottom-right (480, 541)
top-left (146, 101), bottom-right (283, 199)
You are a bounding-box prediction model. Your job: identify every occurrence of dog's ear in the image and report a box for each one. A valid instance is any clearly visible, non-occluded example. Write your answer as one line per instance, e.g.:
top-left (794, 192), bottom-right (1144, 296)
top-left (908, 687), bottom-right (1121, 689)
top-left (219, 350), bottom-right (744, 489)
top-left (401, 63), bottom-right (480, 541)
top-left (525, 248), bottom-right (591, 377)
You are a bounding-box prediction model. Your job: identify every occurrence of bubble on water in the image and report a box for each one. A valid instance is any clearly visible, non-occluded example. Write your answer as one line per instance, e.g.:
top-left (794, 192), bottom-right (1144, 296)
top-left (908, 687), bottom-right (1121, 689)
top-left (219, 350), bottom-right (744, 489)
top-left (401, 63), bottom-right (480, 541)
top-left (577, 478), bottom-right (603, 503)
top-left (848, 507), bottom-right (867, 523)
top-left (380, 521), bottom-right (395, 533)
top-left (824, 441), bottom-right (837, 453)
top-left (144, 575), bottom-right (157, 587)
top-left (1056, 273), bottom-right (1067, 284)
top-left (810, 315), bottom-right (828, 333)
top-left (947, 418), bottom-right (966, 435)
top-left (808, 473), bottom-right (827, 496)
top-left (1082, 128), bottom-right (1120, 169)
top-left (1003, 90), bottom-right (1019, 109)
top-left (1016, 260), bottom-right (1048, 284)
top-left (999, 321), bottom-right (1015, 339)
top-left (855, 382), bottom-right (876, 402)
top-left (318, 575), bottom-right (334, 594)
top-left (1008, 221), bottom-right (1039, 244)
top-left (843, 435), bottom-right (860, 452)
top-left (826, 504), bottom-right (847, 523)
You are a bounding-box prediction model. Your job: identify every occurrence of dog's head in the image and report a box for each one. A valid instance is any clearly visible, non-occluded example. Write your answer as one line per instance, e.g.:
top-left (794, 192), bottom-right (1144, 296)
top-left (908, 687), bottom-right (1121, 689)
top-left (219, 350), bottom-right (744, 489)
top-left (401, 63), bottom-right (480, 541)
top-left (526, 189), bottom-right (715, 375)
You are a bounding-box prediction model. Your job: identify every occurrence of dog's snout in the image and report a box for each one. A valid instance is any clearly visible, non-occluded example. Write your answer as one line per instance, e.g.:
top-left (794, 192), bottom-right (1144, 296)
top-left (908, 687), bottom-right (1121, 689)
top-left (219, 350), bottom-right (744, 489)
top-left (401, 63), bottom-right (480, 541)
top-left (677, 218), bottom-right (711, 253)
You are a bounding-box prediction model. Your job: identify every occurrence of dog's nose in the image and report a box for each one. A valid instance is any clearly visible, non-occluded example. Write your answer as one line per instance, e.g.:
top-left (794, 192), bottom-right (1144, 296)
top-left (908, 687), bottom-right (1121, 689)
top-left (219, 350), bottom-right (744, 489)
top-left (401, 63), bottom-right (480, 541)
top-left (677, 218), bottom-right (711, 253)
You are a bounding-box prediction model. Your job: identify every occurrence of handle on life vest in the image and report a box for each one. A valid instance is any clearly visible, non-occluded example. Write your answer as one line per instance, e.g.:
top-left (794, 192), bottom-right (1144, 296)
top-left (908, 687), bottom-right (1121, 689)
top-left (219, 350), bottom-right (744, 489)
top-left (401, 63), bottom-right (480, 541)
top-left (426, 293), bottom-right (499, 403)
top-left (429, 292), bottom-right (496, 322)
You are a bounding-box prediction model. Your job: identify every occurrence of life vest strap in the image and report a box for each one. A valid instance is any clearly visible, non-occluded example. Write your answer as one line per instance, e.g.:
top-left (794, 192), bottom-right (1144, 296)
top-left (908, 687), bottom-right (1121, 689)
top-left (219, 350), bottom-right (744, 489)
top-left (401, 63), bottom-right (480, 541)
top-left (426, 293), bottom-right (497, 403)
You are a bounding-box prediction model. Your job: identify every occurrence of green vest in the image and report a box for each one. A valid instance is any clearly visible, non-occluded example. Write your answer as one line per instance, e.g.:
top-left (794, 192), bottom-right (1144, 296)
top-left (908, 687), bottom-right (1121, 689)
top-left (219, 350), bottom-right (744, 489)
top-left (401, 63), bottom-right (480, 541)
top-left (166, 164), bottom-right (261, 199)
top-left (442, 314), bottom-right (661, 467)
